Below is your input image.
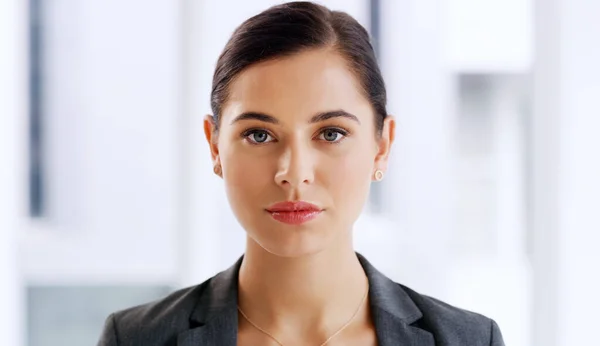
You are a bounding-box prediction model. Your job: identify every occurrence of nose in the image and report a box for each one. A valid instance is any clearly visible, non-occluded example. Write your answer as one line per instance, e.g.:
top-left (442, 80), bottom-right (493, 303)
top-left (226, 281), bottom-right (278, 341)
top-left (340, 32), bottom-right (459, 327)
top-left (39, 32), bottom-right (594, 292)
top-left (274, 141), bottom-right (315, 192)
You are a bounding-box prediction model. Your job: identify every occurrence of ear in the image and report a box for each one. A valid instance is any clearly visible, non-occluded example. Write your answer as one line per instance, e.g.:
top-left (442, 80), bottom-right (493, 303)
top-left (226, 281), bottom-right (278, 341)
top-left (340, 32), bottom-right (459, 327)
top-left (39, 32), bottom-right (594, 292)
top-left (203, 115), bottom-right (220, 168)
top-left (374, 116), bottom-right (396, 172)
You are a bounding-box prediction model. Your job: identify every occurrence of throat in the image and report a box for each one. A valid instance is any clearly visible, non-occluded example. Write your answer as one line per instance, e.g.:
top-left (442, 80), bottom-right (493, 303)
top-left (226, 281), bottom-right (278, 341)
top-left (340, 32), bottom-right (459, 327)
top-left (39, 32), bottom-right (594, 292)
top-left (237, 246), bottom-right (369, 335)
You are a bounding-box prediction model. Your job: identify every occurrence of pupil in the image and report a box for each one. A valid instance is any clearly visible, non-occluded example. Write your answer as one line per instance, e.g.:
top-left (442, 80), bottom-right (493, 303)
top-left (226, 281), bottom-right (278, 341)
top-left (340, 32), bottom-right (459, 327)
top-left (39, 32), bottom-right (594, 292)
top-left (254, 132), bottom-right (267, 142)
top-left (325, 131), bottom-right (337, 141)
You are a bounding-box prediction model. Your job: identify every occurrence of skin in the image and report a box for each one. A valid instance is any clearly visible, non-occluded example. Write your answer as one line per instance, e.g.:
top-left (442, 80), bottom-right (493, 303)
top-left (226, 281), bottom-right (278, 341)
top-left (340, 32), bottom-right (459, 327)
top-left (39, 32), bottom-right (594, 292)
top-left (204, 47), bottom-right (395, 346)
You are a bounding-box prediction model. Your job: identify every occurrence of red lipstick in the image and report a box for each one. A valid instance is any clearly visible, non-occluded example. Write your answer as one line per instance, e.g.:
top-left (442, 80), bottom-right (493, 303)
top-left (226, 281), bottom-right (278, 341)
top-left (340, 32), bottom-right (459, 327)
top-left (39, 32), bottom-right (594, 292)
top-left (266, 201), bottom-right (322, 225)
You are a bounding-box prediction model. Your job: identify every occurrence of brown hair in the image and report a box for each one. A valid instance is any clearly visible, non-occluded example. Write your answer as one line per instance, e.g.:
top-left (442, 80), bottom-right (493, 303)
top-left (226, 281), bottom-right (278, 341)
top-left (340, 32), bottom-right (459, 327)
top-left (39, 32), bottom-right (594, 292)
top-left (211, 1), bottom-right (387, 134)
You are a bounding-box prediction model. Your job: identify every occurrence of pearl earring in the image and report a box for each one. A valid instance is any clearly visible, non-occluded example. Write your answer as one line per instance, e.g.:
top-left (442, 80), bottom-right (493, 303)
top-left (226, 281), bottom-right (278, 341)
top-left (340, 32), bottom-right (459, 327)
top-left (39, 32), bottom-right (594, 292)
top-left (374, 169), bottom-right (384, 181)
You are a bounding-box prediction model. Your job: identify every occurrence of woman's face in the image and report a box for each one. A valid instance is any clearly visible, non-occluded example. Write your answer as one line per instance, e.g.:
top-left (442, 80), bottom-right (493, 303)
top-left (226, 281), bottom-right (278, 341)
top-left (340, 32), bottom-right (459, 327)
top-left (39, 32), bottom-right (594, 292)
top-left (204, 48), bottom-right (394, 258)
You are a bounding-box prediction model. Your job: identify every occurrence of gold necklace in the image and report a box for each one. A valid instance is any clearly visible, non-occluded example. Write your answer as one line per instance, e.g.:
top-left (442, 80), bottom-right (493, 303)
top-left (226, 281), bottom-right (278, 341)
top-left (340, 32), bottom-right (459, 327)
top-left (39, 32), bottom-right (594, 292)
top-left (237, 280), bottom-right (369, 346)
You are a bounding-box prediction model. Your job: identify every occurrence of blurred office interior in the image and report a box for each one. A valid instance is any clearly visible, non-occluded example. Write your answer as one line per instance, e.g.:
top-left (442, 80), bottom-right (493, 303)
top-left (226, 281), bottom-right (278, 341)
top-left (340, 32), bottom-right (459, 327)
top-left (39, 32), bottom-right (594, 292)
top-left (1, 0), bottom-right (599, 345)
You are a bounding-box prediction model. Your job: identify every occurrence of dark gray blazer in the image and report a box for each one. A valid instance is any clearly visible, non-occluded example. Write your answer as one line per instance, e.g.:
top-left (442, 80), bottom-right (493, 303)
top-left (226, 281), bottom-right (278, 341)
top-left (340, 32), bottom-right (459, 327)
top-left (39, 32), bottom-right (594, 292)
top-left (97, 254), bottom-right (505, 346)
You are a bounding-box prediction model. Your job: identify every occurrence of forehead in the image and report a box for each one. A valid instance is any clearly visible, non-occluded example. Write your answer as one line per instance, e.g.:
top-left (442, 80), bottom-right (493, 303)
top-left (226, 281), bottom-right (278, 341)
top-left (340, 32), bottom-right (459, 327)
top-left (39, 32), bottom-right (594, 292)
top-left (222, 48), bottom-right (373, 123)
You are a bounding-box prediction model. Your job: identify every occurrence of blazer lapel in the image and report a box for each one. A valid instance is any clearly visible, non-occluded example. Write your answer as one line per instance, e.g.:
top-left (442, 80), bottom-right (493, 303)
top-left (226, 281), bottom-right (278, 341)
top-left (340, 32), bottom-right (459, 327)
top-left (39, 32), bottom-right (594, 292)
top-left (371, 309), bottom-right (435, 346)
top-left (178, 257), bottom-right (243, 346)
top-left (177, 313), bottom-right (237, 346)
top-left (358, 254), bottom-right (435, 346)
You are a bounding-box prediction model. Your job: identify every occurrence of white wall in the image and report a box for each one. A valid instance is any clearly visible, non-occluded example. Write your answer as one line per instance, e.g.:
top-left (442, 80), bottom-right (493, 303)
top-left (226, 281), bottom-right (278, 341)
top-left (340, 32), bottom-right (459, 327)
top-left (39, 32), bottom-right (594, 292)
top-left (376, 0), bottom-right (453, 299)
top-left (449, 76), bottom-right (532, 346)
top-left (443, 0), bottom-right (533, 73)
top-left (533, 0), bottom-right (600, 344)
top-left (22, 0), bottom-right (183, 285)
top-left (378, 2), bottom-right (534, 345)
top-left (0, 0), bottom-right (26, 344)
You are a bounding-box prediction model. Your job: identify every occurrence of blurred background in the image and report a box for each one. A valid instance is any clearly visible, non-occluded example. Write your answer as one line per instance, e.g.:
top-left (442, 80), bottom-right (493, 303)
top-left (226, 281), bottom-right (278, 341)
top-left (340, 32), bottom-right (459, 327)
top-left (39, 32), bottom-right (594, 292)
top-left (1, 0), bottom-right (599, 345)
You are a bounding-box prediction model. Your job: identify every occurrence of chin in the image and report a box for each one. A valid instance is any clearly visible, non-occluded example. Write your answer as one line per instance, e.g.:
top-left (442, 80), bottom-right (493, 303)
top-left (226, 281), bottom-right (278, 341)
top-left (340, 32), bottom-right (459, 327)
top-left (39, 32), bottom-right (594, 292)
top-left (250, 225), bottom-right (331, 259)
top-left (261, 245), bottom-right (325, 258)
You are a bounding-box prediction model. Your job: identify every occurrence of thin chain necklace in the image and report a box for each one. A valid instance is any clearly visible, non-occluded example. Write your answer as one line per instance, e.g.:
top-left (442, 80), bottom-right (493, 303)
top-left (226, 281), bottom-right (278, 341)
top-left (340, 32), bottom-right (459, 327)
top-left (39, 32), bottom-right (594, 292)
top-left (237, 279), bottom-right (369, 346)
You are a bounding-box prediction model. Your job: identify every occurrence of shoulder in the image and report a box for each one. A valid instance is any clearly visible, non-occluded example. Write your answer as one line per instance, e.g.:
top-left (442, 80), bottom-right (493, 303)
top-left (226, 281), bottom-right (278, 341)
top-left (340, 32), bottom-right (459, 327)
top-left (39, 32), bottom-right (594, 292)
top-left (358, 253), bottom-right (504, 345)
top-left (97, 280), bottom-right (210, 346)
top-left (400, 284), bottom-right (505, 346)
top-left (357, 253), bottom-right (505, 345)
top-left (97, 257), bottom-right (243, 346)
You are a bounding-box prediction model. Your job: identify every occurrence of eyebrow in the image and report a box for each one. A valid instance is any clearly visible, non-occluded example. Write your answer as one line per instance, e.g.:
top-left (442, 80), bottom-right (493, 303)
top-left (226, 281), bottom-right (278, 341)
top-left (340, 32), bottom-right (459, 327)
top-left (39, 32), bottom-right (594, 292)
top-left (229, 110), bottom-right (361, 125)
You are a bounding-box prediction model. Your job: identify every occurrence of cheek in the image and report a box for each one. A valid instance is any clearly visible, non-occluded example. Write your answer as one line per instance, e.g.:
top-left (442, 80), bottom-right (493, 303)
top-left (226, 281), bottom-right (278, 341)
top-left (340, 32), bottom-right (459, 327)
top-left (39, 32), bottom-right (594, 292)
top-left (319, 145), bottom-right (373, 208)
top-left (223, 150), bottom-right (272, 202)
top-left (219, 145), bottom-right (277, 237)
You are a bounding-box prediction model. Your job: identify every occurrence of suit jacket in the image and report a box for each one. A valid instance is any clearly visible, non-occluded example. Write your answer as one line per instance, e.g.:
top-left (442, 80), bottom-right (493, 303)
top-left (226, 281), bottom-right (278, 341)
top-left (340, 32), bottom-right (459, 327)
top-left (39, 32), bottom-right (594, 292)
top-left (97, 254), bottom-right (505, 346)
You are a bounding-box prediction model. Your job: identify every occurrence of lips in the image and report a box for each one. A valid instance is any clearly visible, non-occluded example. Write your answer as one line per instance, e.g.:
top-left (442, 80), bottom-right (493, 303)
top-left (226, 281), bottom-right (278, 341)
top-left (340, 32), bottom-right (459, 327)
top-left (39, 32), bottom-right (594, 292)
top-left (266, 201), bottom-right (323, 225)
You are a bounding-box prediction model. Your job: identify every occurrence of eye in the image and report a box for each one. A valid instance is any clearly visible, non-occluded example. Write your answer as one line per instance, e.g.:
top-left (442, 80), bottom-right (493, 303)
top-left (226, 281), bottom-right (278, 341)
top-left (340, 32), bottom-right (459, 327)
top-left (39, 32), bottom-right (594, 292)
top-left (244, 129), bottom-right (274, 144)
top-left (317, 128), bottom-right (347, 143)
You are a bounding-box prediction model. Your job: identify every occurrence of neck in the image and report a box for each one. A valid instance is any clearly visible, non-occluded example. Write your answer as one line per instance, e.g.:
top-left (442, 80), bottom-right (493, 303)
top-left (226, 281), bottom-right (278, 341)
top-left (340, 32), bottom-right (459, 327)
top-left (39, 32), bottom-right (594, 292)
top-left (238, 236), bottom-right (369, 338)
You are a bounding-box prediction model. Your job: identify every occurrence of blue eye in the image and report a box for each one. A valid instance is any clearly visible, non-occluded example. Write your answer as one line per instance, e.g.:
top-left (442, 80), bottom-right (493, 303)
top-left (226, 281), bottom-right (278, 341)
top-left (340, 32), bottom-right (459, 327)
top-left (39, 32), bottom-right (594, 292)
top-left (317, 129), bottom-right (346, 142)
top-left (245, 130), bottom-right (273, 144)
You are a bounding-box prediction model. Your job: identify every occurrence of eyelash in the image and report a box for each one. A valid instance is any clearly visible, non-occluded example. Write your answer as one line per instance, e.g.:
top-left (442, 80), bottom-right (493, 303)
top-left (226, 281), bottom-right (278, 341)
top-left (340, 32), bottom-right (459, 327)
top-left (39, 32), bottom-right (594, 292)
top-left (241, 127), bottom-right (350, 145)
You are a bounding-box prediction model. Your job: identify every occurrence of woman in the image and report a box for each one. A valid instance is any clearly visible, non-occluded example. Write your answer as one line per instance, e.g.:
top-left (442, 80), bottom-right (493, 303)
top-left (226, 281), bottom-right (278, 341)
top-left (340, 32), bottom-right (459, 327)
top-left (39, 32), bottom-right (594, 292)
top-left (98, 2), bottom-right (504, 345)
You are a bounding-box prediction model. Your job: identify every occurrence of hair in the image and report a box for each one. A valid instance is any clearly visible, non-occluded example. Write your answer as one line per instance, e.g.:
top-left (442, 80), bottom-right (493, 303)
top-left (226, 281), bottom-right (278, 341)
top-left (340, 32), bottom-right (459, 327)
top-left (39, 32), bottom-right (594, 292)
top-left (211, 1), bottom-right (387, 134)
